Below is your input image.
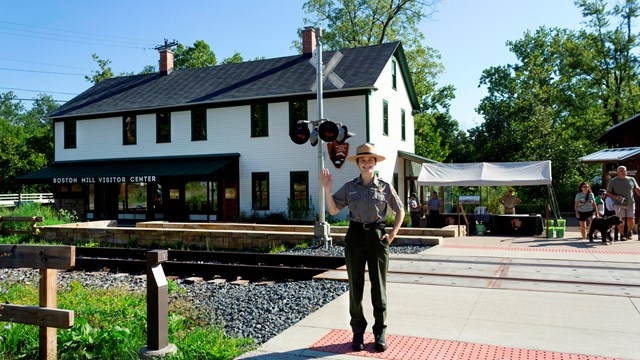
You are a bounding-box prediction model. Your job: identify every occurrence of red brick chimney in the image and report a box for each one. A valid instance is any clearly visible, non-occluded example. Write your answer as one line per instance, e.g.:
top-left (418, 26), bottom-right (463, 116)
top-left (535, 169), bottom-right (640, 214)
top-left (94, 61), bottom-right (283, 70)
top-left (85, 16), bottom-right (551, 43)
top-left (159, 49), bottom-right (174, 75)
top-left (302, 27), bottom-right (316, 55)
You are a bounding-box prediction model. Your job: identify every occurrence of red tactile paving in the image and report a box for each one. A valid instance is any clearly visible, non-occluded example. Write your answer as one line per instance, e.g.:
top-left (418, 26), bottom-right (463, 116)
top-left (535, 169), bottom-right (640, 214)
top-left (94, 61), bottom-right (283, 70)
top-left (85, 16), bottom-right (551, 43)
top-left (442, 244), bottom-right (640, 255)
top-left (309, 329), bottom-right (621, 360)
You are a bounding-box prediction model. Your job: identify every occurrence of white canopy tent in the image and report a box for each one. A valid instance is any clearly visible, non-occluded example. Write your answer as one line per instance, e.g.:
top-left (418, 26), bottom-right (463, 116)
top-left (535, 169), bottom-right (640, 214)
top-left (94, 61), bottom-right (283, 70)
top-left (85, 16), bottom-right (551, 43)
top-left (417, 161), bottom-right (552, 187)
top-left (417, 161), bottom-right (557, 237)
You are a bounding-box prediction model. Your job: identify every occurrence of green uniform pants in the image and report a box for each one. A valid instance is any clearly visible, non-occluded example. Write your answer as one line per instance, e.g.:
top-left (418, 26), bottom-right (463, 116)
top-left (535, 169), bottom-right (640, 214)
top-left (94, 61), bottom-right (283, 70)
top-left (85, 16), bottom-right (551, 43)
top-left (345, 221), bottom-right (389, 336)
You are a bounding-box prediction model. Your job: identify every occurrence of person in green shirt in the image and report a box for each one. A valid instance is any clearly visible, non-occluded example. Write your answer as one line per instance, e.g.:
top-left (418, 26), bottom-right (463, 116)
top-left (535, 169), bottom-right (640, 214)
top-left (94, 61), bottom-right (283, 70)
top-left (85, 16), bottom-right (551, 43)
top-left (321, 143), bottom-right (404, 352)
top-left (606, 166), bottom-right (640, 241)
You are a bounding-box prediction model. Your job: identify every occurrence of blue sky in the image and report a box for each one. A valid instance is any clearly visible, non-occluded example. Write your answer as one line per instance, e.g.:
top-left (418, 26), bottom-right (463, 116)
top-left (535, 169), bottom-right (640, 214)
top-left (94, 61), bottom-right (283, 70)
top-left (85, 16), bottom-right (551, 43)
top-left (1, 0), bottom-right (585, 131)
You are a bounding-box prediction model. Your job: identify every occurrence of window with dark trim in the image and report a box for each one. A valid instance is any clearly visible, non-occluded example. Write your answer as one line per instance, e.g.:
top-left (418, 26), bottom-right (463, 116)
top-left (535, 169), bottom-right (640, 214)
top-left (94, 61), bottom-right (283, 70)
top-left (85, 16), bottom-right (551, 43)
top-left (290, 171), bottom-right (309, 209)
top-left (117, 182), bottom-right (147, 211)
top-left (391, 59), bottom-right (397, 90)
top-left (401, 109), bottom-right (406, 141)
top-left (123, 115), bottom-right (136, 145)
top-left (252, 172), bottom-right (269, 210)
top-left (186, 181), bottom-right (210, 212)
top-left (191, 109), bottom-right (207, 141)
top-left (383, 100), bottom-right (389, 136)
top-left (64, 119), bottom-right (76, 149)
top-left (156, 112), bottom-right (171, 143)
top-left (251, 103), bottom-right (269, 137)
top-left (289, 100), bottom-right (307, 134)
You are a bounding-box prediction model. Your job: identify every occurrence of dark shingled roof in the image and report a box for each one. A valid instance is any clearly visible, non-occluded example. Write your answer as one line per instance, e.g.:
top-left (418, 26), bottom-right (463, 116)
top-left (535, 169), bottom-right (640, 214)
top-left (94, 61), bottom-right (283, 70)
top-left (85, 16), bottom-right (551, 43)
top-left (49, 41), bottom-right (418, 119)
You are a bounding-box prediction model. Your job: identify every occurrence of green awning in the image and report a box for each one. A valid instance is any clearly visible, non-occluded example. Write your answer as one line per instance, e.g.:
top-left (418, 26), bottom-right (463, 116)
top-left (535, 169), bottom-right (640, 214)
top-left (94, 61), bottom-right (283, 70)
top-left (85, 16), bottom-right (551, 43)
top-left (18, 154), bottom-right (239, 184)
top-left (398, 150), bottom-right (437, 178)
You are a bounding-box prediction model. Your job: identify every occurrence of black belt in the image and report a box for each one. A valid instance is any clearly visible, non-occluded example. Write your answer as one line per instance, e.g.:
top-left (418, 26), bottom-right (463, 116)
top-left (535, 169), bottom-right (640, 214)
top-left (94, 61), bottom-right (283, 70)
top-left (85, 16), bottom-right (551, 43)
top-left (351, 221), bottom-right (386, 231)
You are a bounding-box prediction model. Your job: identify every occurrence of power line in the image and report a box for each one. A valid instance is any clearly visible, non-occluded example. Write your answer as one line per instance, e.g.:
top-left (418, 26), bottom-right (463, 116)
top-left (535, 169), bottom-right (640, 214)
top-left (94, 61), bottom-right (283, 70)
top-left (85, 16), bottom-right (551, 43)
top-left (0, 67), bottom-right (86, 76)
top-left (10, 98), bottom-right (68, 103)
top-left (0, 87), bottom-right (78, 95)
top-left (0, 20), bottom-right (156, 46)
top-left (0, 57), bottom-right (93, 71)
top-left (0, 30), bottom-right (153, 50)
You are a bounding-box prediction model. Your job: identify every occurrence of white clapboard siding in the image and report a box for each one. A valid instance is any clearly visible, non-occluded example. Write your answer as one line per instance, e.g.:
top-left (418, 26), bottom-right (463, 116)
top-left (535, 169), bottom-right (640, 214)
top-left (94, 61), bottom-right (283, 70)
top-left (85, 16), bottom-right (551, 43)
top-left (52, 55), bottom-right (416, 219)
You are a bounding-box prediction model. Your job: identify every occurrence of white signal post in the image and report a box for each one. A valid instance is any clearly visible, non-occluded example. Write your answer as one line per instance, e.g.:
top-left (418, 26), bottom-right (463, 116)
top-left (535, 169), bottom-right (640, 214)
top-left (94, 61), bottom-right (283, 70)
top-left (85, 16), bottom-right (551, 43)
top-left (303, 27), bottom-right (346, 249)
top-left (313, 28), bottom-right (331, 249)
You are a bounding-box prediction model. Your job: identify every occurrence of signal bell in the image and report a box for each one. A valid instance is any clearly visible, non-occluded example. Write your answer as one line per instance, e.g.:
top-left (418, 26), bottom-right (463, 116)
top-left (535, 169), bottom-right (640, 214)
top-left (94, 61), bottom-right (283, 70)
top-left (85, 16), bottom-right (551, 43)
top-left (335, 123), bottom-right (354, 144)
top-left (309, 127), bottom-right (319, 147)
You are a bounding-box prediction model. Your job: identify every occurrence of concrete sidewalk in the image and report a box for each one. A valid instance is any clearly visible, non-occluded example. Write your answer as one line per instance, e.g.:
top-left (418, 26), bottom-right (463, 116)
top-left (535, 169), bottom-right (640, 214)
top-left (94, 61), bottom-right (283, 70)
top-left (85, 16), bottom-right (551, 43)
top-left (237, 227), bottom-right (640, 360)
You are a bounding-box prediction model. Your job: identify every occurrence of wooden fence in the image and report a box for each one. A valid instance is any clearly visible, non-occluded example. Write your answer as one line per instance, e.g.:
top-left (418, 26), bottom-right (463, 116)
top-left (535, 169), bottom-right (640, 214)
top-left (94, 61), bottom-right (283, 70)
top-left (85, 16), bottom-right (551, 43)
top-left (0, 245), bottom-right (75, 360)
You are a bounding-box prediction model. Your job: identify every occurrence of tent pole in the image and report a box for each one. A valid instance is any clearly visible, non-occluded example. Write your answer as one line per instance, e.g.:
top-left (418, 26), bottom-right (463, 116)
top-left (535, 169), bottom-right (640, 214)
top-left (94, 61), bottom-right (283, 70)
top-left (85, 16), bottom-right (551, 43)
top-left (545, 203), bottom-right (550, 239)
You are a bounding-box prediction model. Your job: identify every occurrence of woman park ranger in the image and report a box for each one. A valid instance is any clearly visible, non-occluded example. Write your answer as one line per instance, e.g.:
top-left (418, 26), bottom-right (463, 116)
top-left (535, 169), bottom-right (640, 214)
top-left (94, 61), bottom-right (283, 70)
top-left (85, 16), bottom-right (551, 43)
top-left (320, 143), bottom-right (405, 352)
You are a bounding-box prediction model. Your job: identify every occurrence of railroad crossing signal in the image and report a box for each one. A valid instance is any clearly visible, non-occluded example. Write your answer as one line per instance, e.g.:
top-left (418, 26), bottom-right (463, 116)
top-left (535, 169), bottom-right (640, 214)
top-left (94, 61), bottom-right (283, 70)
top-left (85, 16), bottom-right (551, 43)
top-left (290, 119), bottom-right (354, 146)
top-left (309, 51), bottom-right (345, 91)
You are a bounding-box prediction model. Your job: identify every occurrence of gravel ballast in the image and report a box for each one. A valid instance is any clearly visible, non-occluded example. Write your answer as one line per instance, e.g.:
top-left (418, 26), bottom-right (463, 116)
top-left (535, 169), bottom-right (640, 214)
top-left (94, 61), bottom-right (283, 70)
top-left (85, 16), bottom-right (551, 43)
top-left (0, 245), bottom-right (428, 344)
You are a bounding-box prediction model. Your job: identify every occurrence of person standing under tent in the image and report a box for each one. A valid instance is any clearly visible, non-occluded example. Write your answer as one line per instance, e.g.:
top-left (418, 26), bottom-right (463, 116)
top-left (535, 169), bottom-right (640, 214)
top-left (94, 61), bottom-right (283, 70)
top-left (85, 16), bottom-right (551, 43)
top-left (575, 182), bottom-right (598, 241)
top-left (427, 191), bottom-right (441, 227)
top-left (606, 165), bottom-right (640, 241)
top-left (408, 192), bottom-right (421, 228)
top-left (320, 143), bottom-right (404, 352)
top-left (499, 188), bottom-right (521, 214)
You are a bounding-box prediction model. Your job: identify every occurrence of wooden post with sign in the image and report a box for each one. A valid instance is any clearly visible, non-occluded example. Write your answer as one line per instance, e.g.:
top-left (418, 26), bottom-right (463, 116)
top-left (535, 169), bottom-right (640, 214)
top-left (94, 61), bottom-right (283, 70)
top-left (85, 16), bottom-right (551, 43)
top-left (0, 245), bottom-right (75, 360)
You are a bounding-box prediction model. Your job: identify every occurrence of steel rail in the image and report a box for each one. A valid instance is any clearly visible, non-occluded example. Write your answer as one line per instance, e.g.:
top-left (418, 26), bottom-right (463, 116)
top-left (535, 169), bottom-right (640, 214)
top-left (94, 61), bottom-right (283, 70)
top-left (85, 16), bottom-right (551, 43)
top-left (73, 247), bottom-right (345, 281)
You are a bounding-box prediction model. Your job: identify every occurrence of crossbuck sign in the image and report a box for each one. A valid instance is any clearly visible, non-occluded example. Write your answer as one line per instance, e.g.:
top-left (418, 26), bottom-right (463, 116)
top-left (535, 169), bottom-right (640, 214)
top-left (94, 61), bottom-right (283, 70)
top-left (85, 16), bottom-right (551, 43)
top-left (310, 50), bottom-right (345, 91)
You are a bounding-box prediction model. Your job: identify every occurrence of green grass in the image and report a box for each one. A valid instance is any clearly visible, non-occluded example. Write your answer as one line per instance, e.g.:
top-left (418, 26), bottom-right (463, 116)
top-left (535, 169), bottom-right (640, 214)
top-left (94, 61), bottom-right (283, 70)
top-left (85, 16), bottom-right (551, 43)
top-left (0, 203), bottom-right (74, 244)
top-left (0, 279), bottom-right (255, 359)
top-left (0, 204), bottom-right (256, 358)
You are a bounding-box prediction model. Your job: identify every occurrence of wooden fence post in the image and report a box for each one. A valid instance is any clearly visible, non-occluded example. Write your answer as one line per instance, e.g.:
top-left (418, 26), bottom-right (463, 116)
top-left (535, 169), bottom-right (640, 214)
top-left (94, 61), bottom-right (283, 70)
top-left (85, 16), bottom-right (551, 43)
top-left (138, 250), bottom-right (177, 358)
top-left (0, 245), bottom-right (75, 360)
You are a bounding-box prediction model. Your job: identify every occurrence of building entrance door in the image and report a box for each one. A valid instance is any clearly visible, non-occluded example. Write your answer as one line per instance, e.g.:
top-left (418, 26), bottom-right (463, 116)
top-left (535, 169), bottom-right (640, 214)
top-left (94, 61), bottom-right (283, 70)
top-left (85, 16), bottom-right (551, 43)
top-left (221, 179), bottom-right (238, 222)
top-left (164, 184), bottom-right (185, 222)
top-left (93, 183), bottom-right (120, 220)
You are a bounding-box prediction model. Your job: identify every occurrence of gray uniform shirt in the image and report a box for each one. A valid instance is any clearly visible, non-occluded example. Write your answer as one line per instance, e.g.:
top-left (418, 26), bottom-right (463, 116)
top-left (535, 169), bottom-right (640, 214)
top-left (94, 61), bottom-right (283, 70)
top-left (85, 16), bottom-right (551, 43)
top-left (607, 176), bottom-right (639, 206)
top-left (332, 175), bottom-right (403, 224)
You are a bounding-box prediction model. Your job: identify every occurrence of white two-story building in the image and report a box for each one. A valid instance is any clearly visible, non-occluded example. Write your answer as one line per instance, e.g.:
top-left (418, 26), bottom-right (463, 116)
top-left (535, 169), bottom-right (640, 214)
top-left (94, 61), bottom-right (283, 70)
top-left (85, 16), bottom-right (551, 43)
top-left (20, 29), bottom-right (428, 223)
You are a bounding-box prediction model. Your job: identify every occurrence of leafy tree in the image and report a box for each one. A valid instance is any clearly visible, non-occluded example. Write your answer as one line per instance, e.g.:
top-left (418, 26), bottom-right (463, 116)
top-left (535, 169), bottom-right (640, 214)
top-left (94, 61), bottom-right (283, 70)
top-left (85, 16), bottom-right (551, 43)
top-left (85, 53), bottom-right (115, 84)
top-left (0, 92), bottom-right (26, 121)
top-left (301, 0), bottom-right (458, 161)
top-left (0, 93), bottom-right (56, 193)
top-left (173, 40), bottom-right (218, 69)
top-left (470, 10), bottom-right (639, 209)
top-left (302, 0), bottom-right (439, 48)
top-left (220, 51), bottom-right (244, 65)
top-left (22, 95), bottom-right (57, 170)
top-left (139, 65), bottom-right (156, 74)
top-left (573, 0), bottom-right (640, 126)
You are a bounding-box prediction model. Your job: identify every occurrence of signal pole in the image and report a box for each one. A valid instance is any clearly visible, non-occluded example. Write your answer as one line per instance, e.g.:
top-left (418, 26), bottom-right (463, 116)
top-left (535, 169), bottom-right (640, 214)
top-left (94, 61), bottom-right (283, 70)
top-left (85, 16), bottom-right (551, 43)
top-left (313, 27), bottom-right (331, 249)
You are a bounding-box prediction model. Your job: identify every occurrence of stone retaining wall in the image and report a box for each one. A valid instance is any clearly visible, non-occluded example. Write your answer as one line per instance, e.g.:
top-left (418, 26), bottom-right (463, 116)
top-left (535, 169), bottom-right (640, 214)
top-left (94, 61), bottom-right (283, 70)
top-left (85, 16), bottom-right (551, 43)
top-left (38, 221), bottom-right (463, 250)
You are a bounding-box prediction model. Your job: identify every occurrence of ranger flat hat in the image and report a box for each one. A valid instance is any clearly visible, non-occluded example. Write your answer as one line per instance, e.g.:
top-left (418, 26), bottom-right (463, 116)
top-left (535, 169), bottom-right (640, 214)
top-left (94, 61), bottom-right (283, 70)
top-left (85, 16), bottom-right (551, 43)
top-left (347, 143), bottom-right (386, 162)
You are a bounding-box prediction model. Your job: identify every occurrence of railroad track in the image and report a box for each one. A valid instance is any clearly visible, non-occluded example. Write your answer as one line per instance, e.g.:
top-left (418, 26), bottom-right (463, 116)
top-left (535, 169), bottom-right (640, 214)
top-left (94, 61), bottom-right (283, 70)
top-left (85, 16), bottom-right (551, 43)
top-left (73, 247), bottom-right (345, 282)
top-left (317, 255), bottom-right (640, 297)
